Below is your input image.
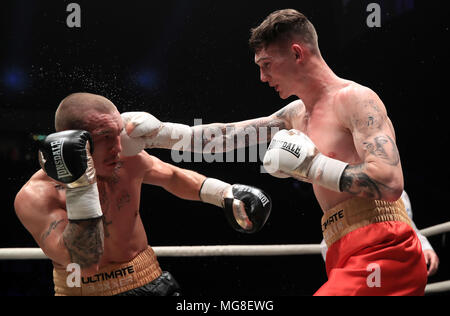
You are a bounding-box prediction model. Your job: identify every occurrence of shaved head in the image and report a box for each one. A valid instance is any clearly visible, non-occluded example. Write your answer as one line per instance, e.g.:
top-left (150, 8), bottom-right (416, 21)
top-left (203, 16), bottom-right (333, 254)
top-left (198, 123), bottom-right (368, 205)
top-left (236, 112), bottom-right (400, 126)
top-left (55, 93), bottom-right (117, 132)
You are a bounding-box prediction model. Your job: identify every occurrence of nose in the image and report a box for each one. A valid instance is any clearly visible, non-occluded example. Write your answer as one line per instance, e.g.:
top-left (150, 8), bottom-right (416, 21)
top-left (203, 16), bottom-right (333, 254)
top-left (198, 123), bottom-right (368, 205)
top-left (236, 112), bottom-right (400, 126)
top-left (112, 135), bottom-right (123, 155)
top-left (260, 69), bottom-right (270, 83)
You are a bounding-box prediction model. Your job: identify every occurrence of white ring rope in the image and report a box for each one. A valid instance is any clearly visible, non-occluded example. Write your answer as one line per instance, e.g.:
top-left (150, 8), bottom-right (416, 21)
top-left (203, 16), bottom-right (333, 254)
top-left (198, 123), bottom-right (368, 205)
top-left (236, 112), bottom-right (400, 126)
top-left (425, 281), bottom-right (450, 295)
top-left (1, 221), bottom-right (447, 260)
top-left (0, 221), bottom-right (448, 294)
top-left (155, 244), bottom-right (322, 257)
top-left (419, 222), bottom-right (450, 238)
top-left (0, 245), bottom-right (322, 260)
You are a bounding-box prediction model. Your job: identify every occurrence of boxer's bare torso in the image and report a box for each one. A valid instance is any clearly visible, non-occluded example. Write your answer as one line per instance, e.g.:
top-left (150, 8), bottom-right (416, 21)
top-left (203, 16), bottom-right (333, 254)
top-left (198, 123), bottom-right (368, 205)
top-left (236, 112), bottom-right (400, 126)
top-left (284, 80), bottom-right (401, 212)
top-left (16, 155), bottom-right (150, 270)
top-left (197, 80), bottom-right (402, 213)
top-left (15, 98), bottom-right (206, 277)
top-left (288, 83), bottom-right (364, 212)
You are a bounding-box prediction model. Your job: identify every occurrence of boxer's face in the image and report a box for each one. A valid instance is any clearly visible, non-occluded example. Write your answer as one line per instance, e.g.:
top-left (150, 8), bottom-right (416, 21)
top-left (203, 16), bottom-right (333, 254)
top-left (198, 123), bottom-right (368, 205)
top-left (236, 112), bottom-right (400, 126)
top-left (85, 110), bottom-right (124, 177)
top-left (255, 42), bottom-right (299, 99)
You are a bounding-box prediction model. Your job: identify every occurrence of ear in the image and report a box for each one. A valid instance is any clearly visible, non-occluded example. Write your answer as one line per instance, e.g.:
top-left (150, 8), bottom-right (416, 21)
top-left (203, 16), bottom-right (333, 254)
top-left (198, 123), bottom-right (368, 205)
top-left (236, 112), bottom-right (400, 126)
top-left (291, 44), bottom-right (304, 63)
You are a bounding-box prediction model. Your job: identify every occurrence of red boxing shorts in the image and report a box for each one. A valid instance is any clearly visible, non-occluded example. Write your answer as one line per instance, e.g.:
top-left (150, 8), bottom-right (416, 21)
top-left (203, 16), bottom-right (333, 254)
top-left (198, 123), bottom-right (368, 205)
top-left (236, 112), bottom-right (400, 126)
top-left (315, 198), bottom-right (427, 296)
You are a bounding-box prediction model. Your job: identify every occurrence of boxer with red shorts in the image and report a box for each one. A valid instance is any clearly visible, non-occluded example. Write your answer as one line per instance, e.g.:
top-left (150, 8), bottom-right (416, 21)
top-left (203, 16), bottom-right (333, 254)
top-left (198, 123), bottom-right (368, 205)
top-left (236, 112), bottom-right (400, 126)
top-left (316, 198), bottom-right (427, 296)
top-left (117, 9), bottom-right (428, 295)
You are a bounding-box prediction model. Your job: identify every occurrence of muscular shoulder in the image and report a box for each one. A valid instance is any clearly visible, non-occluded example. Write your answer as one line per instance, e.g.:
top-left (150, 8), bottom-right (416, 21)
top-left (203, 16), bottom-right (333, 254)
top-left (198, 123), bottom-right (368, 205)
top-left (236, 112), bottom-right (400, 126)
top-left (15, 171), bottom-right (60, 214)
top-left (335, 82), bottom-right (387, 130)
top-left (14, 171), bottom-right (65, 235)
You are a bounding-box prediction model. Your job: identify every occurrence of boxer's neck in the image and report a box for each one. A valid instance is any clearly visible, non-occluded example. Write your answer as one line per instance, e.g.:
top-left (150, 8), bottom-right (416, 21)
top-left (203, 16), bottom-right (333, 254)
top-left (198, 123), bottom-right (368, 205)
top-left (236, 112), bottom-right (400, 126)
top-left (295, 56), bottom-right (341, 113)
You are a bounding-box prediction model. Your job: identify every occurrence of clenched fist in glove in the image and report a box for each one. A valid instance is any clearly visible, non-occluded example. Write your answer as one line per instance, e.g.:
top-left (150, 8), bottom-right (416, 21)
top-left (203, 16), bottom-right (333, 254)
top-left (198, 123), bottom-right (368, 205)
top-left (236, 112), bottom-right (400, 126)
top-left (199, 178), bottom-right (272, 234)
top-left (38, 130), bottom-right (103, 221)
top-left (263, 129), bottom-right (348, 192)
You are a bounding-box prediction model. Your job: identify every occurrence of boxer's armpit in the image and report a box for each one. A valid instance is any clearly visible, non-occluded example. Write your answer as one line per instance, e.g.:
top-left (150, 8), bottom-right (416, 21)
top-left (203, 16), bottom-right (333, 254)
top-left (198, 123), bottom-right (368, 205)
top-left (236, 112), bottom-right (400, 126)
top-left (63, 218), bottom-right (104, 269)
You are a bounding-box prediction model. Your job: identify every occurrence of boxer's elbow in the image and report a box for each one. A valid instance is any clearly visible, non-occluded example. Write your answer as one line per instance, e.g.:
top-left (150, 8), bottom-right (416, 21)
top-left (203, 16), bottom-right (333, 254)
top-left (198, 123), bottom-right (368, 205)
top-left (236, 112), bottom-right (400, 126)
top-left (383, 185), bottom-right (404, 203)
top-left (383, 168), bottom-right (404, 202)
top-left (366, 162), bottom-right (404, 202)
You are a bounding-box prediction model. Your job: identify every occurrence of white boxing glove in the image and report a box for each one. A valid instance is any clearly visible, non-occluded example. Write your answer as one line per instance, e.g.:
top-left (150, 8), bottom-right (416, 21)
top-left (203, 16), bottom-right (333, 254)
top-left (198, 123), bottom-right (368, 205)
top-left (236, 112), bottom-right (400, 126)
top-left (120, 112), bottom-right (193, 157)
top-left (263, 130), bottom-right (348, 192)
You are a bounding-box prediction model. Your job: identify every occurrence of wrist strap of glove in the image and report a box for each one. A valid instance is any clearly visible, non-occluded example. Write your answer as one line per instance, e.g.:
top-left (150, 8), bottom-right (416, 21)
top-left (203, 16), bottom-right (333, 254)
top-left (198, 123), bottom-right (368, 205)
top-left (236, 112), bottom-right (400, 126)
top-left (199, 178), bottom-right (231, 208)
top-left (308, 154), bottom-right (348, 192)
top-left (66, 183), bottom-right (103, 221)
top-left (147, 123), bottom-right (193, 150)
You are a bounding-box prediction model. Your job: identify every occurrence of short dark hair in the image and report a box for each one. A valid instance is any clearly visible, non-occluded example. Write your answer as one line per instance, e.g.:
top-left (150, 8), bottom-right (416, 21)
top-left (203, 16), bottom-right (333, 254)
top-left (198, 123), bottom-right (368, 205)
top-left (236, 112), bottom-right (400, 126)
top-left (249, 9), bottom-right (319, 54)
top-left (55, 93), bottom-right (116, 132)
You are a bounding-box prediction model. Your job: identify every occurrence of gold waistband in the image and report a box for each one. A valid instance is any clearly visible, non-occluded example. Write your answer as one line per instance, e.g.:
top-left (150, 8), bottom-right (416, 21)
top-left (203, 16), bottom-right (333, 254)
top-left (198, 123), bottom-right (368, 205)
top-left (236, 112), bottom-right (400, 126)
top-left (53, 246), bottom-right (162, 296)
top-left (321, 197), bottom-right (412, 248)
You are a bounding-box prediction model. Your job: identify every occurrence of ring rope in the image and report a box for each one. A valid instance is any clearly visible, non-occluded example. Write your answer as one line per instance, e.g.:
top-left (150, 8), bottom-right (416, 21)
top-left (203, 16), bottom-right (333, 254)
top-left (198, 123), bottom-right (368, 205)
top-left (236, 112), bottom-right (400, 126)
top-left (0, 245), bottom-right (321, 260)
top-left (1, 221), bottom-right (447, 260)
top-left (155, 244), bottom-right (322, 257)
top-left (0, 221), bottom-right (448, 294)
top-left (425, 281), bottom-right (450, 295)
top-left (419, 222), bottom-right (450, 238)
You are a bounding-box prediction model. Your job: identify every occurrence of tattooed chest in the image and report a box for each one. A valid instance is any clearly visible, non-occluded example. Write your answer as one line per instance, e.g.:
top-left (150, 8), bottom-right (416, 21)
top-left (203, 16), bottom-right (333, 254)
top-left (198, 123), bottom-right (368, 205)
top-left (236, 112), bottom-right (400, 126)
top-left (98, 189), bottom-right (132, 214)
top-left (97, 188), bottom-right (136, 239)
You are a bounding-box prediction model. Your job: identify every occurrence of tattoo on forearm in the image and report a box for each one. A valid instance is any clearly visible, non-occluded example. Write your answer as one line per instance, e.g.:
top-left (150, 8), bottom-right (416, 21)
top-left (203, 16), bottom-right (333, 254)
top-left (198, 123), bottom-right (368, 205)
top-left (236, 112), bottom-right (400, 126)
top-left (363, 135), bottom-right (400, 166)
top-left (340, 164), bottom-right (398, 200)
top-left (63, 219), bottom-right (104, 269)
top-left (195, 118), bottom-right (286, 152)
top-left (340, 165), bottom-right (382, 200)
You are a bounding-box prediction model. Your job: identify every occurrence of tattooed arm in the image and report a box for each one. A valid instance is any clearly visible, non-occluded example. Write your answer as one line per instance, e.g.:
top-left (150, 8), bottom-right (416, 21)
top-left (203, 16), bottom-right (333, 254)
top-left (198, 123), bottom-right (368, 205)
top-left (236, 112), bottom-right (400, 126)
top-left (190, 99), bottom-right (305, 153)
top-left (337, 86), bottom-right (404, 202)
top-left (62, 219), bottom-right (104, 271)
top-left (14, 176), bottom-right (104, 274)
top-left (122, 99), bottom-right (305, 155)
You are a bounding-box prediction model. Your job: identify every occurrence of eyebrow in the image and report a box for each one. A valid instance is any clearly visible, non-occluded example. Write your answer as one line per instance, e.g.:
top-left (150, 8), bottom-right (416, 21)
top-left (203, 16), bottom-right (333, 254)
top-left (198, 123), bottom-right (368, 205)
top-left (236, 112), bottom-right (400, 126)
top-left (94, 126), bottom-right (119, 136)
top-left (93, 130), bottom-right (111, 137)
top-left (255, 56), bottom-right (271, 65)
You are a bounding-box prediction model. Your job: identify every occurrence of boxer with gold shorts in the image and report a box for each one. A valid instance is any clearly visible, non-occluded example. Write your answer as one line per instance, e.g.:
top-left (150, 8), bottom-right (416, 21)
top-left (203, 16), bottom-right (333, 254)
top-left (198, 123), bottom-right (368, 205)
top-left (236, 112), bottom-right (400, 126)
top-left (14, 93), bottom-right (272, 296)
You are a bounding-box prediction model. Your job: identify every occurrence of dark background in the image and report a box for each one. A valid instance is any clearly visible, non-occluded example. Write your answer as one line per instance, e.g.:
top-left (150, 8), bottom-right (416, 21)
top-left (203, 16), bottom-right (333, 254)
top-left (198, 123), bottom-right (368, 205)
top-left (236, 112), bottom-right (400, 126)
top-left (0, 0), bottom-right (448, 296)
